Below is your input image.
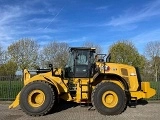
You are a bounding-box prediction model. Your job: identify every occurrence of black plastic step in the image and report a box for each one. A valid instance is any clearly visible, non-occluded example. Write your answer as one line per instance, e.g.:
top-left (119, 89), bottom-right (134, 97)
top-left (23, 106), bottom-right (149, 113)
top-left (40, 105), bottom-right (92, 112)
top-left (80, 84), bottom-right (88, 86)
top-left (129, 97), bottom-right (137, 108)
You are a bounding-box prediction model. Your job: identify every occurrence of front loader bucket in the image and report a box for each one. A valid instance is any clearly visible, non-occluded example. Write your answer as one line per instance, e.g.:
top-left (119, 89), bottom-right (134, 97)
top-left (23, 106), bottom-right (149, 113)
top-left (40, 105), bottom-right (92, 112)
top-left (9, 92), bottom-right (20, 109)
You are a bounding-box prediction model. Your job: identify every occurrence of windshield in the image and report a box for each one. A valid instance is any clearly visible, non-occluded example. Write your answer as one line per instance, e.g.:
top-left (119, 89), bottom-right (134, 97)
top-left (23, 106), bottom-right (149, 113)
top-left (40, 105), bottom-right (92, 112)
top-left (76, 50), bottom-right (88, 65)
top-left (66, 49), bottom-right (95, 71)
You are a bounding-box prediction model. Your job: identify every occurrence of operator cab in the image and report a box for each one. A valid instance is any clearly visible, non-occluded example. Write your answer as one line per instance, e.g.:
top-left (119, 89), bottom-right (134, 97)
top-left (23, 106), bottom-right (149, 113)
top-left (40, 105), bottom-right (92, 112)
top-left (65, 47), bottom-right (96, 78)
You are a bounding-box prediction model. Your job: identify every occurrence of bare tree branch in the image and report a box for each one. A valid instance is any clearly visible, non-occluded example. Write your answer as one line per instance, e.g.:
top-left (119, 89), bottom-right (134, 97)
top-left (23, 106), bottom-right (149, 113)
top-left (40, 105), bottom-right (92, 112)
top-left (8, 38), bottom-right (39, 70)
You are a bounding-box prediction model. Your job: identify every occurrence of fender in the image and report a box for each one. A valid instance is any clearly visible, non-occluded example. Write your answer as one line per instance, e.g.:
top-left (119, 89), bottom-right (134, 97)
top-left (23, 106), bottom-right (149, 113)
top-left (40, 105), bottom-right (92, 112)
top-left (93, 73), bottom-right (129, 91)
top-left (9, 75), bottom-right (60, 109)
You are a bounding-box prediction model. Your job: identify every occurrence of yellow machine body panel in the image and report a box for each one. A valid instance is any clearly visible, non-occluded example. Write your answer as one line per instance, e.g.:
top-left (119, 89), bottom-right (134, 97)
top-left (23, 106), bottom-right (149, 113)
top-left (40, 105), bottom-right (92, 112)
top-left (97, 62), bottom-right (139, 91)
top-left (23, 69), bottom-right (68, 94)
top-left (96, 62), bottom-right (156, 99)
top-left (9, 68), bottom-right (72, 109)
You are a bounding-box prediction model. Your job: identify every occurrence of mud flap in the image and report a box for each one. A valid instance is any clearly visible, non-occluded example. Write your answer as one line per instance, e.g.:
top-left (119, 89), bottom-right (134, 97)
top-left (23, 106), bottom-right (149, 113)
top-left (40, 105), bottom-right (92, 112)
top-left (9, 92), bottom-right (20, 109)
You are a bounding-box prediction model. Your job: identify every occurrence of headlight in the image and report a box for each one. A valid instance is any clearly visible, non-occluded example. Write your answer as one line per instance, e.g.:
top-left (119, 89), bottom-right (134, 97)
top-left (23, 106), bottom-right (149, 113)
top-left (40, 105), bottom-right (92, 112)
top-left (101, 66), bottom-right (110, 72)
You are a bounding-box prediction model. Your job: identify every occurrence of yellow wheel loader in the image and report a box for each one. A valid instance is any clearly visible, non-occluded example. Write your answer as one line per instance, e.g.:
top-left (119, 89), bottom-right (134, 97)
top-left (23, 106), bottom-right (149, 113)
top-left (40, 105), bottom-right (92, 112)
top-left (9, 47), bottom-right (156, 116)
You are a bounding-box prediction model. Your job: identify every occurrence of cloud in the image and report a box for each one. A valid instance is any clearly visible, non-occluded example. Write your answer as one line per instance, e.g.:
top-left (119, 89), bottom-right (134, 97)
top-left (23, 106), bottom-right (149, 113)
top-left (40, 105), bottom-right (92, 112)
top-left (109, 24), bottom-right (138, 32)
top-left (58, 37), bottom-right (87, 44)
top-left (107, 0), bottom-right (160, 26)
top-left (0, 5), bottom-right (23, 49)
top-left (95, 6), bottom-right (109, 10)
top-left (36, 36), bottom-right (88, 48)
top-left (28, 18), bottom-right (59, 24)
top-left (0, 6), bottom-right (21, 23)
top-left (0, 1), bottom-right (60, 49)
top-left (131, 29), bottom-right (160, 42)
top-left (130, 29), bottom-right (160, 54)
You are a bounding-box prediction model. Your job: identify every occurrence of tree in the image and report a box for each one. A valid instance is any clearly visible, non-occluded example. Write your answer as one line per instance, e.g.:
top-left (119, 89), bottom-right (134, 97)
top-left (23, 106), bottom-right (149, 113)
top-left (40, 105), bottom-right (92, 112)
top-left (108, 40), bottom-right (146, 73)
top-left (144, 41), bottom-right (160, 81)
top-left (0, 44), bottom-right (5, 65)
top-left (0, 60), bottom-right (18, 76)
top-left (83, 41), bottom-right (102, 53)
top-left (40, 41), bottom-right (69, 68)
top-left (8, 38), bottom-right (39, 70)
top-left (0, 46), bottom-right (17, 76)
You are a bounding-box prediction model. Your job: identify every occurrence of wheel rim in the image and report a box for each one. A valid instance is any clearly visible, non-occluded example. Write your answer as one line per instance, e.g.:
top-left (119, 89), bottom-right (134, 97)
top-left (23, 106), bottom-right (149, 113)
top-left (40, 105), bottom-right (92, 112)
top-left (28, 90), bottom-right (45, 107)
top-left (102, 91), bottom-right (118, 108)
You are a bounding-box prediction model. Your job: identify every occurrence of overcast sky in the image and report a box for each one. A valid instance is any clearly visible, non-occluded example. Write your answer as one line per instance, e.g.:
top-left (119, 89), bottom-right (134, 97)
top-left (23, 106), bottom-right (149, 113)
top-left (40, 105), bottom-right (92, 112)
top-left (0, 0), bottom-right (160, 53)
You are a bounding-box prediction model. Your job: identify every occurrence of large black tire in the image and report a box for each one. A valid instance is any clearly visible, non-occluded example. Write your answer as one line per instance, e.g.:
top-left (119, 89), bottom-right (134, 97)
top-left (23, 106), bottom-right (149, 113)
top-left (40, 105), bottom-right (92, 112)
top-left (92, 82), bottom-right (127, 115)
top-left (20, 81), bottom-right (57, 116)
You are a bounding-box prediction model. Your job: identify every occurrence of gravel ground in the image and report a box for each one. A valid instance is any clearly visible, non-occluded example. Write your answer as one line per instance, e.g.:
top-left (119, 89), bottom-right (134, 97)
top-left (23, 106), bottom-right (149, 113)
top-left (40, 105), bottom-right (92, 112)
top-left (0, 101), bottom-right (160, 120)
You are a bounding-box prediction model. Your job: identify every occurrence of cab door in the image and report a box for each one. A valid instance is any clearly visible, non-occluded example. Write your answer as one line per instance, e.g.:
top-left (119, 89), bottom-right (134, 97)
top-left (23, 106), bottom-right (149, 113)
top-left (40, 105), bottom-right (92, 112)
top-left (74, 50), bottom-right (90, 78)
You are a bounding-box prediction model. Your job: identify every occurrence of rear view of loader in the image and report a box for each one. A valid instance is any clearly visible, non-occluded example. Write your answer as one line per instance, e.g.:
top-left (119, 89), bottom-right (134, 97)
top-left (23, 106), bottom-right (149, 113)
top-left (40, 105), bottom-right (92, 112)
top-left (9, 47), bottom-right (156, 116)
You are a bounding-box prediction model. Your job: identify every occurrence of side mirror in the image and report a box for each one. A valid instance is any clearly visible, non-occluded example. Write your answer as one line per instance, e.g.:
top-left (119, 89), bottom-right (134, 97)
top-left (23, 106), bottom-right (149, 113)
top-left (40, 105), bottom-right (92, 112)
top-left (49, 64), bottom-right (53, 68)
top-left (49, 64), bottom-right (53, 75)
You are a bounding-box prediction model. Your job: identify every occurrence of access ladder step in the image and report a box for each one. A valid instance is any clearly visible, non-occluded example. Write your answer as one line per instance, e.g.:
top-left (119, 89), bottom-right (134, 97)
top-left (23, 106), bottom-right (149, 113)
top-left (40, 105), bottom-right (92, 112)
top-left (81, 91), bottom-right (88, 93)
top-left (80, 99), bottom-right (90, 107)
top-left (80, 84), bottom-right (88, 86)
top-left (129, 97), bottom-right (137, 108)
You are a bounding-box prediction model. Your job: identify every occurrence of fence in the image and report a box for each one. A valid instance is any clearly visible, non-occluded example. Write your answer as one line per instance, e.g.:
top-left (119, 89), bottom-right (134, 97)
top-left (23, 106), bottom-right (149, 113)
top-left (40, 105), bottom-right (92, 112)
top-left (141, 76), bottom-right (160, 101)
top-left (0, 75), bottom-right (23, 101)
top-left (149, 81), bottom-right (160, 100)
top-left (0, 75), bottom-right (159, 101)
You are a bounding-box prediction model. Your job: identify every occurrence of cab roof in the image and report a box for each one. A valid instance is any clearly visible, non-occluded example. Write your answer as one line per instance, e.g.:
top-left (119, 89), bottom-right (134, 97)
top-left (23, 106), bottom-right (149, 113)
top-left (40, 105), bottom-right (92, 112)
top-left (70, 47), bottom-right (96, 52)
